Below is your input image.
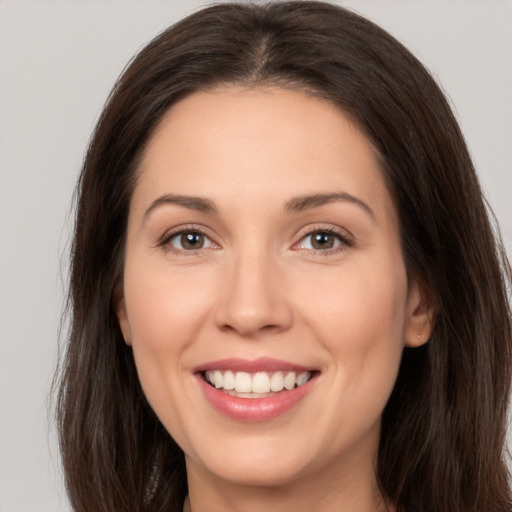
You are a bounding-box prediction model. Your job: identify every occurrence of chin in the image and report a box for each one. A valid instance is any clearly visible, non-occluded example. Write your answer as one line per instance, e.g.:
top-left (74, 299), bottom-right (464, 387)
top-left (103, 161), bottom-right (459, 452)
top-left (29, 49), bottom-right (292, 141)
top-left (203, 456), bottom-right (311, 488)
top-left (185, 431), bottom-right (326, 488)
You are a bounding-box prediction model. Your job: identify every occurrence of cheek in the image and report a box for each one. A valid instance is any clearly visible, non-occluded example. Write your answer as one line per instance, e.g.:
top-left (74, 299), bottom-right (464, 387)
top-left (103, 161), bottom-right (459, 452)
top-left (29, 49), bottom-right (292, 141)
top-left (121, 257), bottom-right (216, 408)
top-left (298, 261), bottom-right (408, 394)
top-left (298, 264), bottom-right (408, 452)
top-left (302, 261), bottom-right (407, 339)
top-left (121, 260), bottom-right (221, 445)
top-left (123, 259), bottom-right (214, 349)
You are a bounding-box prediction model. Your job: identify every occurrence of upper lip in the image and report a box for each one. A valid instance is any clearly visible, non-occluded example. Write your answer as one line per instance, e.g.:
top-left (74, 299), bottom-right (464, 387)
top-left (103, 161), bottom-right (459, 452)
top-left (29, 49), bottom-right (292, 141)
top-left (192, 357), bottom-right (316, 374)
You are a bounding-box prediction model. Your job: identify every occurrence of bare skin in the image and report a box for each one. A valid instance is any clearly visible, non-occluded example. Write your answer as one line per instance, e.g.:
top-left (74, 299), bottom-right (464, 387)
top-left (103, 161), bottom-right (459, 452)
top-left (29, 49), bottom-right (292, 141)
top-left (116, 87), bottom-right (433, 512)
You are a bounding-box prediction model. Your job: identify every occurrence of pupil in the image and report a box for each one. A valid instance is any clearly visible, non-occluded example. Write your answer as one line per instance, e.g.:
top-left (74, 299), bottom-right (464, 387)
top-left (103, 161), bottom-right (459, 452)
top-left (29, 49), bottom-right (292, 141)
top-left (312, 232), bottom-right (334, 249)
top-left (181, 232), bottom-right (203, 250)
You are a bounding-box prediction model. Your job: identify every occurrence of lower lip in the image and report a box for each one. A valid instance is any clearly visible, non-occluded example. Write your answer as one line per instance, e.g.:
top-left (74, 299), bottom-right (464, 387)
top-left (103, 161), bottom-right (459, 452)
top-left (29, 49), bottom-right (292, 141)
top-left (196, 373), bottom-right (317, 422)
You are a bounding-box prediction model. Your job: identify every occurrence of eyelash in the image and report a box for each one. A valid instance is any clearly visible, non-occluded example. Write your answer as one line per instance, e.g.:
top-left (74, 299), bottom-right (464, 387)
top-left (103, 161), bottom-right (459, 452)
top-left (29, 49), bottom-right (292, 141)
top-left (293, 227), bottom-right (353, 255)
top-left (158, 225), bottom-right (353, 256)
top-left (159, 225), bottom-right (216, 256)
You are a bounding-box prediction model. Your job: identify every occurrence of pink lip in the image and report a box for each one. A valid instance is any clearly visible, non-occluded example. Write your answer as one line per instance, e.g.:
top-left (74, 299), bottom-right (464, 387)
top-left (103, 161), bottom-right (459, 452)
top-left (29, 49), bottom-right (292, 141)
top-left (193, 357), bottom-right (314, 373)
top-left (194, 358), bottom-right (318, 422)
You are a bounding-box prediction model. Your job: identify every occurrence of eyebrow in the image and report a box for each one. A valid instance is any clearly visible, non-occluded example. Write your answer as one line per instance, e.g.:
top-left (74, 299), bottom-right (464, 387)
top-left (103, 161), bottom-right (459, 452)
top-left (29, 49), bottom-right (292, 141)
top-left (144, 194), bottom-right (217, 219)
top-left (284, 192), bottom-right (375, 220)
top-left (143, 191), bottom-right (375, 221)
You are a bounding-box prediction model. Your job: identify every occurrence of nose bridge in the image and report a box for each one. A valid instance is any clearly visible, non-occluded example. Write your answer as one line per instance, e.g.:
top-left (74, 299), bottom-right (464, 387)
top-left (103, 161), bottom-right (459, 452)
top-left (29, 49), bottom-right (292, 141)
top-left (214, 239), bottom-right (291, 336)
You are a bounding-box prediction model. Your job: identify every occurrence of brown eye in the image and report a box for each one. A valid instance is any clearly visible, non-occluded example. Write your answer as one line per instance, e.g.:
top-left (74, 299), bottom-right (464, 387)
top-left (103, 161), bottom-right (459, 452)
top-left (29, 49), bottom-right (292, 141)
top-left (166, 230), bottom-right (213, 251)
top-left (180, 232), bottom-right (205, 250)
top-left (310, 232), bottom-right (336, 250)
top-left (296, 229), bottom-right (348, 252)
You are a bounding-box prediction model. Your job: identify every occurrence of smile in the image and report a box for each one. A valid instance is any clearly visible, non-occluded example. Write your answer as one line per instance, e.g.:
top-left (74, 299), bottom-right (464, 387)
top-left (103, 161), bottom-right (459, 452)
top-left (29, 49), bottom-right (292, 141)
top-left (194, 358), bottom-right (319, 421)
top-left (203, 370), bottom-right (312, 397)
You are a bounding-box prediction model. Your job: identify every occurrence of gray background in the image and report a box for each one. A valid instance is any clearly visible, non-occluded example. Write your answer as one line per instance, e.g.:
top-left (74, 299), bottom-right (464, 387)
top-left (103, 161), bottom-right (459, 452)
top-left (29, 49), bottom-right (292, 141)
top-left (1, 1), bottom-right (511, 511)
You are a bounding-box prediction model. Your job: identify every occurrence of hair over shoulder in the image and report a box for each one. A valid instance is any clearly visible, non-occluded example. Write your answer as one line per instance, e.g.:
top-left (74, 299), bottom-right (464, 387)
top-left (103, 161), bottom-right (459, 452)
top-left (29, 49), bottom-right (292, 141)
top-left (56, 2), bottom-right (512, 511)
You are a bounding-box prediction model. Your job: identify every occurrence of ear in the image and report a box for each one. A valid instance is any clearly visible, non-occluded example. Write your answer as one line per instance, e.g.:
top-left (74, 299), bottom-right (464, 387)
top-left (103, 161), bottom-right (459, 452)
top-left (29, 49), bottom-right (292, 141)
top-left (404, 278), bottom-right (435, 348)
top-left (113, 285), bottom-right (132, 346)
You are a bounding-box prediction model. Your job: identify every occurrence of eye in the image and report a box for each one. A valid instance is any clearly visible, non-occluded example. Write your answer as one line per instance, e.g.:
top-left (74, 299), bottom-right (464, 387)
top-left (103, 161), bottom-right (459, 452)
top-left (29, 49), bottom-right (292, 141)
top-left (295, 229), bottom-right (351, 252)
top-left (163, 229), bottom-right (216, 252)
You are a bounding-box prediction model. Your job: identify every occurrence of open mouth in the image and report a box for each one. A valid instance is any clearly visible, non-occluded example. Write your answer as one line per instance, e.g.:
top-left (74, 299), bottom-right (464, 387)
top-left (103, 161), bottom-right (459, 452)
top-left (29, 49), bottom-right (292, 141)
top-left (202, 370), bottom-right (316, 398)
top-left (195, 360), bottom-right (320, 420)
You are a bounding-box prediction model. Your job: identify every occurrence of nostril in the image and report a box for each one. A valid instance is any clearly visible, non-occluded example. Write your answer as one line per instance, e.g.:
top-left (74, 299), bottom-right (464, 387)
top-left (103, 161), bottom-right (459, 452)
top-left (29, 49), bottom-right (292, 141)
top-left (218, 321), bottom-right (290, 339)
top-left (213, 278), bottom-right (293, 337)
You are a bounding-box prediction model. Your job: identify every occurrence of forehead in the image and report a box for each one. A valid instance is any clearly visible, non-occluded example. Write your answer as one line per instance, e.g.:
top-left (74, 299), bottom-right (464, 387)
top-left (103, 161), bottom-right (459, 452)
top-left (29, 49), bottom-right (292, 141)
top-left (134, 86), bottom-right (395, 223)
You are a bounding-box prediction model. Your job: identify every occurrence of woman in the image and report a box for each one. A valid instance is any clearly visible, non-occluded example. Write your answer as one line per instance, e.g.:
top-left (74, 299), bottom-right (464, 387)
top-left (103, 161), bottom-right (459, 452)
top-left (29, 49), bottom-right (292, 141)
top-left (56, 2), bottom-right (512, 511)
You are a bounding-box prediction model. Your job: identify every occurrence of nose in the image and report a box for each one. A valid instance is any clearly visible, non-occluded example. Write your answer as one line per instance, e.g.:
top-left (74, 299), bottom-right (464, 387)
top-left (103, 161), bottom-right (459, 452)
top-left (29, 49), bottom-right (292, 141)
top-left (214, 248), bottom-right (293, 338)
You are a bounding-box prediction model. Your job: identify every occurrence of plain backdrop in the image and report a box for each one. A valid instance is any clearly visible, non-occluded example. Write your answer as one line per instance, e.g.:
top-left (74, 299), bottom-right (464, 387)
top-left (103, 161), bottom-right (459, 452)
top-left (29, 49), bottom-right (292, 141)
top-left (1, 1), bottom-right (511, 511)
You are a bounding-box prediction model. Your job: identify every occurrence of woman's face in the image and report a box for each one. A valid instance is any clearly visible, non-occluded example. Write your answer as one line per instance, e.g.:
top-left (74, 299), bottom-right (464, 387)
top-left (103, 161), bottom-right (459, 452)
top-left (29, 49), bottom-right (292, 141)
top-left (117, 87), bottom-right (429, 489)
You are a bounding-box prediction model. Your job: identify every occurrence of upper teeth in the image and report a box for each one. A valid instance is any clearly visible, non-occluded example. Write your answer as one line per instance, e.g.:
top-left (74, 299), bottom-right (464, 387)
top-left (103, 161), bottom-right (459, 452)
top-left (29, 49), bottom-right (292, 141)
top-left (204, 370), bottom-right (311, 394)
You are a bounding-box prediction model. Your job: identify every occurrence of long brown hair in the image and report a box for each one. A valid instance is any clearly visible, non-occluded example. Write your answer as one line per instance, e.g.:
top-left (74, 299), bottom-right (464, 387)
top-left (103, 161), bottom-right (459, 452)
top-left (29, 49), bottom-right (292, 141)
top-left (57, 2), bottom-right (512, 511)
